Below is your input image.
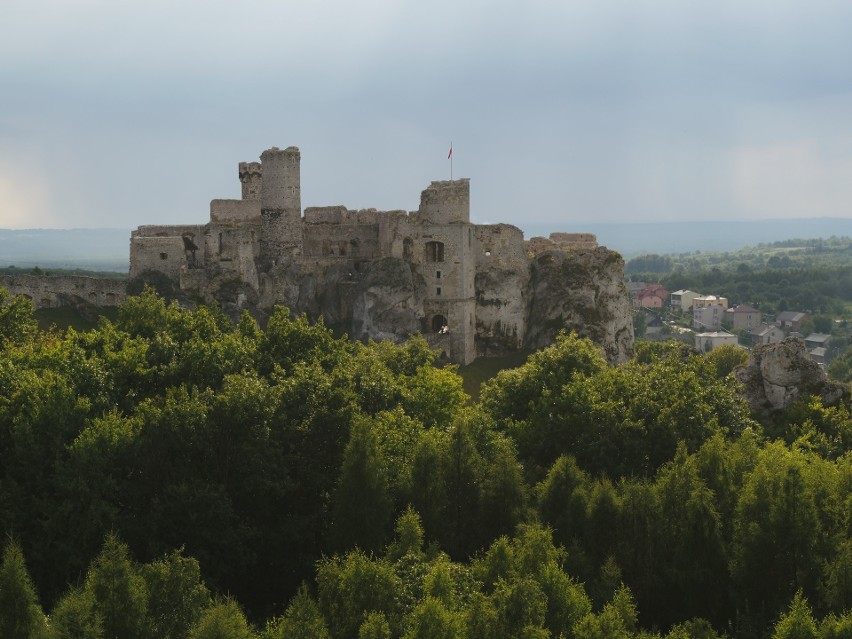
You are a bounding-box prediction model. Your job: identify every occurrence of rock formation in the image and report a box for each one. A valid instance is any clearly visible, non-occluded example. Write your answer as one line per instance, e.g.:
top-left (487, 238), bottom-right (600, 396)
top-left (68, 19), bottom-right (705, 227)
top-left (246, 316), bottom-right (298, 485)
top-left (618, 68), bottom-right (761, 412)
top-left (736, 337), bottom-right (848, 415)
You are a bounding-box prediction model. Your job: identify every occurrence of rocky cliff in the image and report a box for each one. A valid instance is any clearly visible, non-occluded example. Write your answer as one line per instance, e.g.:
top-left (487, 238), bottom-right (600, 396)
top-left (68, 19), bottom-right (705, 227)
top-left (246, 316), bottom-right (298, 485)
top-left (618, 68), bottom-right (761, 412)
top-left (736, 337), bottom-right (848, 415)
top-left (525, 247), bottom-right (634, 364)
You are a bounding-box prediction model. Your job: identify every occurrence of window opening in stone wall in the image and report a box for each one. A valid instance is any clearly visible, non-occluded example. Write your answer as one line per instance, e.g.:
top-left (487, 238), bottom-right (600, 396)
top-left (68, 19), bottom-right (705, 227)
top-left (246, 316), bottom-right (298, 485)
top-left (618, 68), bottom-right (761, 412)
top-left (432, 315), bottom-right (448, 333)
top-left (436, 270), bottom-right (441, 279)
top-left (425, 241), bottom-right (444, 263)
top-left (218, 233), bottom-right (224, 255)
top-left (436, 287), bottom-right (442, 296)
top-left (160, 253), bottom-right (168, 260)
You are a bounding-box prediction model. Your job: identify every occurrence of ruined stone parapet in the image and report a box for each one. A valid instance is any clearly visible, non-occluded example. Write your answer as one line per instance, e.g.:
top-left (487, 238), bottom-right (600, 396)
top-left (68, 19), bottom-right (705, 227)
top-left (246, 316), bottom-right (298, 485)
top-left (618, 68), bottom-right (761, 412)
top-left (210, 199), bottom-right (261, 224)
top-left (550, 232), bottom-right (597, 249)
top-left (417, 179), bottom-right (470, 224)
top-left (526, 233), bottom-right (598, 256)
top-left (0, 274), bottom-right (127, 309)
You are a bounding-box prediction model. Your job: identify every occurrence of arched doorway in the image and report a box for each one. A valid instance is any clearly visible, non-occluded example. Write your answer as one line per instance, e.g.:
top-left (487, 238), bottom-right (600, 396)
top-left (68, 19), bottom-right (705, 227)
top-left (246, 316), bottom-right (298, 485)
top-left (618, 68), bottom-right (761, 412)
top-left (432, 314), bottom-right (448, 333)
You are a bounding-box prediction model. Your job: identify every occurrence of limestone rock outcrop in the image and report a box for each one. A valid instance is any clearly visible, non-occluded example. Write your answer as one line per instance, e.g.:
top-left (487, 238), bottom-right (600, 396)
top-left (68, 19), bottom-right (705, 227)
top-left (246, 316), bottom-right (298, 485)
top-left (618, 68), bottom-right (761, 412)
top-left (736, 337), bottom-right (848, 414)
top-left (352, 257), bottom-right (424, 343)
top-left (525, 247), bottom-right (634, 364)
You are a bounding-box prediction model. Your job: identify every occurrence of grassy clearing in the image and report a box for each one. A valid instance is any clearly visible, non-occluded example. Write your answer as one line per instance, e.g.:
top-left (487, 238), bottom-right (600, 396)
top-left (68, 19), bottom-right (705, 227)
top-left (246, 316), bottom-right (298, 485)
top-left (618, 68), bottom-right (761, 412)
top-left (35, 306), bottom-right (118, 333)
top-left (457, 350), bottom-right (532, 402)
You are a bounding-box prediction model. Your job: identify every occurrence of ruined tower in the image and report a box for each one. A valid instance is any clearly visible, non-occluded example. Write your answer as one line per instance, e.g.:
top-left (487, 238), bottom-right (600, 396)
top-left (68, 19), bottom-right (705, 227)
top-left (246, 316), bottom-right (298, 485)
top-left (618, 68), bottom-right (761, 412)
top-left (418, 179), bottom-right (470, 224)
top-left (417, 179), bottom-right (476, 364)
top-left (239, 161), bottom-right (262, 200)
top-left (259, 146), bottom-right (302, 268)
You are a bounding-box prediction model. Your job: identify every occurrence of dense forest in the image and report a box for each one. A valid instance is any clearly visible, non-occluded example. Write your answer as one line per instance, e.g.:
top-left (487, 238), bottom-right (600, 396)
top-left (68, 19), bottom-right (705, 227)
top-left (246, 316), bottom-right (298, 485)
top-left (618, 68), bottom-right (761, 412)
top-left (1, 287), bottom-right (852, 638)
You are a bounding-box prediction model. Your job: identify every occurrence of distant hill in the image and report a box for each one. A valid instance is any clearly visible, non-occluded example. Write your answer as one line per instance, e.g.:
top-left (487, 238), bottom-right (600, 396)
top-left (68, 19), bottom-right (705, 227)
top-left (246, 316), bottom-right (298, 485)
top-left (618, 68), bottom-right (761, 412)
top-left (520, 217), bottom-right (852, 259)
top-left (0, 228), bottom-right (130, 271)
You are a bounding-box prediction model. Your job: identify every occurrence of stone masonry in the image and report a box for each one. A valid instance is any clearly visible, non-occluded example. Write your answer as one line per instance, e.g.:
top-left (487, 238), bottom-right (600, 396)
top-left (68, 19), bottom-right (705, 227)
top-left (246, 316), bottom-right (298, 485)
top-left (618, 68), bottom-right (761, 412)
top-left (129, 146), bottom-right (634, 365)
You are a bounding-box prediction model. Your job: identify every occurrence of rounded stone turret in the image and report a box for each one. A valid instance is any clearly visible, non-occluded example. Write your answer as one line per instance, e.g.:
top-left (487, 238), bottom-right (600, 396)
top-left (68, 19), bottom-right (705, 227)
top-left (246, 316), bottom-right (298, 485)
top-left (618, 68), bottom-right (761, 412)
top-left (259, 146), bottom-right (302, 268)
top-left (418, 179), bottom-right (470, 224)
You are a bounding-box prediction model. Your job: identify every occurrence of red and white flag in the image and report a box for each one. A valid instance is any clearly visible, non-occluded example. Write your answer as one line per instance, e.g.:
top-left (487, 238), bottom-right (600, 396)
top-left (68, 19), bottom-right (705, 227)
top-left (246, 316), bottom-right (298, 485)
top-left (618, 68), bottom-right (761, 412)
top-left (448, 145), bottom-right (453, 159)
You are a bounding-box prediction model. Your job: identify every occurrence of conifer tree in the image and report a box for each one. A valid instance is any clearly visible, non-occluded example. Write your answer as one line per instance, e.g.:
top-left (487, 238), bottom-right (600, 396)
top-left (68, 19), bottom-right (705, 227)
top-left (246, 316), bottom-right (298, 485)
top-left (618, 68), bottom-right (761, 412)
top-left (84, 533), bottom-right (148, 639)
top-left (0, 539), bottom-right (47, 639)
top-left (49, 587), bottom-right (104, 639)
top-left (329, 417), bottom-right (392, 553)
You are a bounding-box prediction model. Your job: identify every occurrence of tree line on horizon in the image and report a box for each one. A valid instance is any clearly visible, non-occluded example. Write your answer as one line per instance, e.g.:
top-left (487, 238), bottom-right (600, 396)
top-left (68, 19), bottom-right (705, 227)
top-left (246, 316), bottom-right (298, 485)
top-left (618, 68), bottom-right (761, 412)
top-left (1, 287), bottom-right (851, 638)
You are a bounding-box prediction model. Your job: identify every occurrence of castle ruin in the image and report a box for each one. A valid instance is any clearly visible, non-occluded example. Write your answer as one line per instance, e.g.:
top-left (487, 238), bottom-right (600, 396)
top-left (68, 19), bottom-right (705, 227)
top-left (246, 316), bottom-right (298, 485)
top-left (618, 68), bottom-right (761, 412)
top-left (129, 146), bottom-right (634, 364)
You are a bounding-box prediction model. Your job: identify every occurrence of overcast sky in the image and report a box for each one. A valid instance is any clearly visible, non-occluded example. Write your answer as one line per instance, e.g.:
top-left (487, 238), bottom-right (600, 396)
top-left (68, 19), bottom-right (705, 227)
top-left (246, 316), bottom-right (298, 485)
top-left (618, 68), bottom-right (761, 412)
top-left (2, 0), bottom-right (852, 233)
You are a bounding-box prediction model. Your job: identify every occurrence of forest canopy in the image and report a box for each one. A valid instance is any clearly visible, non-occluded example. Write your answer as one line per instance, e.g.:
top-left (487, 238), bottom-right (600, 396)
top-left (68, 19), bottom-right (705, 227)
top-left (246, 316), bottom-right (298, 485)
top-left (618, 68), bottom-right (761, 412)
top-left (1, 288), bottom-right (851, 639)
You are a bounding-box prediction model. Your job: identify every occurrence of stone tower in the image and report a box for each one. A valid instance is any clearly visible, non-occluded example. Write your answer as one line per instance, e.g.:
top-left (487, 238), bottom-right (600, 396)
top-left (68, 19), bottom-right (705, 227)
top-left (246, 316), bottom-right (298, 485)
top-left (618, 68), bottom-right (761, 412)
top-left (239, 162), bottom-right (262, 200)
top-left (259, 146), bottom-right (302, 268)
top-left (418, 179), bottom-right (470, 224)
top-left (417, 179), bottom-right (476, 363)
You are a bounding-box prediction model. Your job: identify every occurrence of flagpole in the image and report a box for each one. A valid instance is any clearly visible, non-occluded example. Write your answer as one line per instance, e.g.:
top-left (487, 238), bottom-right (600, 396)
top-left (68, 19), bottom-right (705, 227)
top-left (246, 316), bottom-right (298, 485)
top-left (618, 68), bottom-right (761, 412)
top-left (449, 141), bottom-right (453, 180)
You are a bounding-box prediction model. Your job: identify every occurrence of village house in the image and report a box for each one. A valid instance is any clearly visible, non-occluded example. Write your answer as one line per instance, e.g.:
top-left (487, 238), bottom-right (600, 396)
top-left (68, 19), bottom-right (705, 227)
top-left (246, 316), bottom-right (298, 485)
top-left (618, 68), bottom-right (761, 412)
top-left (693, 304), bottom-right (725, 331)
top-left (726, 304), bottom-right (761, 331)
top-left (777, 311), bottom-right (808, 332)
top-left (636, 283), bottom-right (669, 308)
top-left (695, 331), bottom-right (738, 353)
top-left (693, 295), bottom-right (729, 310)
top-left (671, 289), bottom-right (700, 312)
top-left (750, 324), bottom-right (785, 345)
top-left (804, 333), bottom-right (832, 350)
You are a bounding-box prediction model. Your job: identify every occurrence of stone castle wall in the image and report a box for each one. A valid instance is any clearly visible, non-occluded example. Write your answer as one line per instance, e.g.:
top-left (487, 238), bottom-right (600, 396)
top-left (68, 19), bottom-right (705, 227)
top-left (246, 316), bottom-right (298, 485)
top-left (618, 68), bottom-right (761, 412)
top-left (0, 274), bottom-right (127, 309)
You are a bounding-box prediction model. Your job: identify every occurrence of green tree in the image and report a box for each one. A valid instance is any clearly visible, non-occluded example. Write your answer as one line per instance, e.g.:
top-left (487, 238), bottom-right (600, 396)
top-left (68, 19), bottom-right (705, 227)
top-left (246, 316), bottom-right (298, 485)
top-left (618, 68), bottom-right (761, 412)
top-left (772, 591), bottom-right (818, 639)
top-left (48, 587), bottom-right (103, 639)
top-left (401, 597), bottom-right (460, 639)
top-left (359, 612), bottom-right (392, 639)
top-left (439, 420), bottom-right (483, 558)
top-left (480, 331), bottom-right (607, 425)
top-left (705, 343), bottom-right (748, 378)
top-left (262, 585), bottom-right (329, 639)
top-left (0, 288), bottom-right (37, 346)
top-left (407, 430), bottom-right (448, 544)
top-left (142, 549), bottom-right (211, 639)
top-left (189, 600), bottom-right (254, 639)
top-left (84, 533), bottom-right (149, 639)
top-left (0, 539), bottom-right (47, 639)
top-left (385, 507), bottom-right (426, 562)
top-left (329, 417), bottom-right (392, 554)
top-left (316, 551), bottom-right (400, 639)
top-left (732, 444), bottom-right (823, 627)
